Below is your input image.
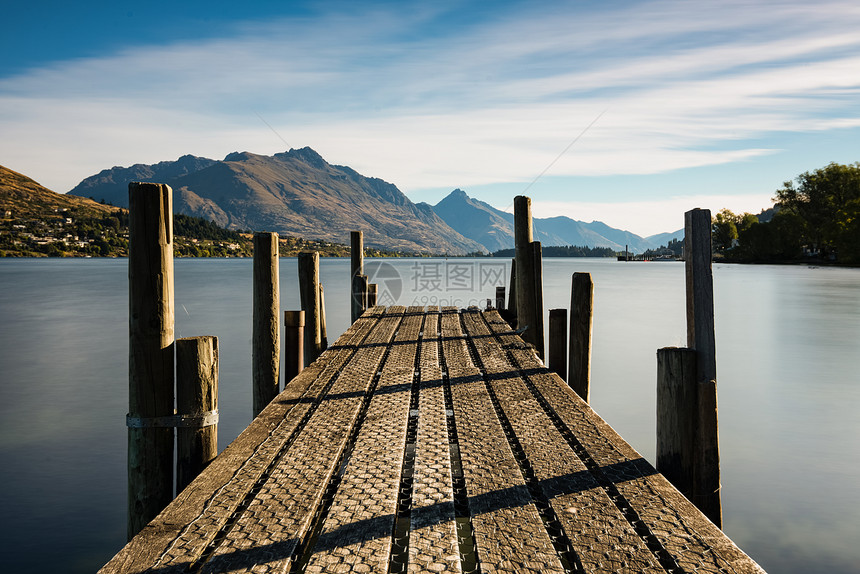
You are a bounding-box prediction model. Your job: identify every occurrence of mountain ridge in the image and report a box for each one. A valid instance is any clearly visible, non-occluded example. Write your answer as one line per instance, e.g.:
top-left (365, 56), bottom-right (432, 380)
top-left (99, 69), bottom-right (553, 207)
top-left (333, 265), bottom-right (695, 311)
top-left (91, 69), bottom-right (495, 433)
top-left (67, 149), bottom-right (684, 254)
top-left (69, 148), bottom-right (485, 255)
top-left (430, 188), bottom-right (683, 252)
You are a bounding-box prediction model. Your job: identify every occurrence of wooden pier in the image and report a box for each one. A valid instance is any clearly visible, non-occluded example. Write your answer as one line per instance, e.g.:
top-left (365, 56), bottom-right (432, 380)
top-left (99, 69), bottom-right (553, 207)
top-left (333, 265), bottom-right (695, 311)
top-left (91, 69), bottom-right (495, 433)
top-left (102, 306), bottom-right (763, 574)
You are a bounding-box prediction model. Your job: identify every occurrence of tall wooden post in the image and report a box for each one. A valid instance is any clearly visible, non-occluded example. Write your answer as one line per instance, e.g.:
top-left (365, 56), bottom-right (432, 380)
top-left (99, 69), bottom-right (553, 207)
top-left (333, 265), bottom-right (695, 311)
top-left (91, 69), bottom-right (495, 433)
top-left (568, 272), bottom-right (593, 402)
top-left (507, 259), bottom-right (517, 323)
top-left (284, 311), bottom-right (305, 384)
top-left (176, 336), bottom-right (218, 494)
top-left (531, 240), bottom-right (545, 360)
top-left (686, 209), bottom-right (716, 384)
top-left (548, 309), bottom-right (567, 380)
top-left (252, 232), bottom-right (280, 418)
top-left (514, 196), bottom-right (537, 349)
top-left (127, 182), bottom-right (175, 540)
top-left (684, 208), bottom-right (721, 528)
top-left (298, 251), bottom-right (322, 366)
top-left (351, 231), bottom-right (364, 323)
top-left (319, 284), bottom-right (328, 352)
top-left (656, 347), bottom-right (697, 498)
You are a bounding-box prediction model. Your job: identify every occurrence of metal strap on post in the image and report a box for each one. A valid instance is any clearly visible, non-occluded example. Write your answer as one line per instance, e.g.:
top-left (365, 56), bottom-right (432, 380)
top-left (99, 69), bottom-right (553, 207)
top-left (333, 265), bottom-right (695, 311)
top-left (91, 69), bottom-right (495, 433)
top-left (126, 410), bottom-right (219, 428)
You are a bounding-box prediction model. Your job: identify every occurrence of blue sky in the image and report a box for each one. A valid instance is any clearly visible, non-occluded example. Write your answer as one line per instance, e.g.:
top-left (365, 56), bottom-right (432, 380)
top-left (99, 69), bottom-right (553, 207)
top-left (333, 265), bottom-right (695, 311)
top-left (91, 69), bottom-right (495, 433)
top-left (2, 0), bottom-right (859, 236)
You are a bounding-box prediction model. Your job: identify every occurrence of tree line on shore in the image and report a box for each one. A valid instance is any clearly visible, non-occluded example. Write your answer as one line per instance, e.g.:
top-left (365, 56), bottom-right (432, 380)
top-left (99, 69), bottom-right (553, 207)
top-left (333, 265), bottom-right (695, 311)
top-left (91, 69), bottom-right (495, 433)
top-left (712, 162), bottom-right (860, 264)
top-left (5, 161), bottom-right (856, 262)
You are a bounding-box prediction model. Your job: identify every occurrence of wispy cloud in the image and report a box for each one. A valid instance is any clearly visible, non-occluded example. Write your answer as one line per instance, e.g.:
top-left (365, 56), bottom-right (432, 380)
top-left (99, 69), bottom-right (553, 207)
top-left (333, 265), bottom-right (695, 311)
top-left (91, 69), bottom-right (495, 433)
top-left (1, 0), bottom-right (859, 209)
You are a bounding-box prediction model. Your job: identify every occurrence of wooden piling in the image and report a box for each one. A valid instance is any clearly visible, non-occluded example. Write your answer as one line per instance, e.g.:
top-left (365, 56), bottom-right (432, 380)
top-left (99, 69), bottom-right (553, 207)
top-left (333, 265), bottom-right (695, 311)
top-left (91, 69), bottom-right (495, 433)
top-left (685, 209), bottom-right (717, 383)
top-left (531, 240), bottom-right (545, 360)
top-left (352, 273), bottom-right (368, 318)
top-left (319, 284), bottom-right (328, 352)
top-left (514, 196), bottom-right (538, 350)
top-left (252, 232), bottom-right (280, 418)
top-left (351, 231), bottom-right (364, 323)
top-left (367, 283), bottom-right (378, 307)
top-left (684, 208), bottom-right (721, 528)
top-left (696, 378), bottom-right (721, 526)
top-left (656, 347), bottom-right (697, 498)
top-left (548, 309), bottom-right (567, 380)
top-left (508, 259), bottom-right (517, 323)
top-left (496, 286), bottom-right (506, 312)
top-left (176, 336), bottom-right (218, 494)
top-left (284, 310), bottom-right (305, 384)
top-left (568, 272), bottom-right (593, 402)
top-left (298, 251), bottom-right (322, 366)
top-left (127, 181), bottom-right (175, 540)
top-left (684, 209), bottom-right (722, 528)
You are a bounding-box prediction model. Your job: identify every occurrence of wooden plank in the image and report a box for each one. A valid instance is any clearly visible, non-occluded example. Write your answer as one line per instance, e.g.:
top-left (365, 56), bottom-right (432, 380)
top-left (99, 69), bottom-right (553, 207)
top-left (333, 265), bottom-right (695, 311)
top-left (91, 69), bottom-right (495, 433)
top-left (105, 307), bottom-right (764, 574)
top-left (488, 309), bottom-right (764, 574)
top-left (198, 311), bottom-right (402, 573)
top-left (304, 307), bottom-right (420, 573)
top-left (463, 309), bottom-right (662, 573)
top-left (440, 307), bottom-right (565, 574)
top-left (408, 306), bottom-right (460, 574)
top-left (100, 309), bottom-right (386, 573)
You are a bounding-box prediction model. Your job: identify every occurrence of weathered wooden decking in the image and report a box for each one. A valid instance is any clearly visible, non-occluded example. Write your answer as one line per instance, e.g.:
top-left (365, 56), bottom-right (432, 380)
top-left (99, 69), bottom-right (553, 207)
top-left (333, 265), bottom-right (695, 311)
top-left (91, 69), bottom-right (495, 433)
top-left (102, 306), bottom-right (764, 574)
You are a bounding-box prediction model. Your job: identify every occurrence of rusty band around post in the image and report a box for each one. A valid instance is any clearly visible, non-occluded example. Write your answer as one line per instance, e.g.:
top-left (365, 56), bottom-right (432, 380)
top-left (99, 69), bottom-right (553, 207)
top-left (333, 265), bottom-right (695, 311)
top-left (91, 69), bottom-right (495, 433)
top-left (126, 410), bottom-right (219, 428)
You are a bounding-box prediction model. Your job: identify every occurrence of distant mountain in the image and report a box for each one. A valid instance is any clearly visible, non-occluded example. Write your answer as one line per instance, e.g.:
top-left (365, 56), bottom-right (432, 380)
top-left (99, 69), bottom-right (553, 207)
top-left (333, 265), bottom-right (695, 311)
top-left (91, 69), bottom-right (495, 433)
top-left (69, 148), bottom-right (485, 255)
top-left (69, 154), bottom-right (218, 206)
top-left (430, 189), bottom-right (515, 252)
top-left (2, 164), bottom-right (116, 219)
top-left (430, 189), bottom-right (671, 252)
top-left (645, 229), bottom-right (685, 248)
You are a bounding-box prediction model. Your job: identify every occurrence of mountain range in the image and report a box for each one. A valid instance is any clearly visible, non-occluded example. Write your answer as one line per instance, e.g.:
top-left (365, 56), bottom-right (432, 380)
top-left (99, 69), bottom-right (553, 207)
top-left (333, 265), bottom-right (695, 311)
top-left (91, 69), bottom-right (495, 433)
top-left (68, 148), bottom-right (682, 254)
top-left (432, 189), bottom-right (678, 253)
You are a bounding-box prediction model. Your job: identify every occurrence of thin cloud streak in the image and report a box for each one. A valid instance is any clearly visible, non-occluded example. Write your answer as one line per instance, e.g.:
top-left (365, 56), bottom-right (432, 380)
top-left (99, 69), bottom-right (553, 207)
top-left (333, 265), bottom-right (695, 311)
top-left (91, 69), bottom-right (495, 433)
top-left (1, 0), bottom-right (858, 206)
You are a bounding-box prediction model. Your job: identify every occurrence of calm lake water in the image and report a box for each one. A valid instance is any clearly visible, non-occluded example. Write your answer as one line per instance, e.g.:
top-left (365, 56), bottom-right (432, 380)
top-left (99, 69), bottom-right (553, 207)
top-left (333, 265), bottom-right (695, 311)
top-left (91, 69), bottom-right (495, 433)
top-left (1, 258), bottom-right (858, 573)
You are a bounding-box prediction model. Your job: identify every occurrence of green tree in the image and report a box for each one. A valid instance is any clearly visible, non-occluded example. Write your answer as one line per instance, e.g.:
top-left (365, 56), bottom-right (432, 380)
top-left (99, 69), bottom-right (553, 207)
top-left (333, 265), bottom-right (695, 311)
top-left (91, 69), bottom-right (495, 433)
top-left (775, 162), bottom-right (860, 257)
top-left (712, 209), bottom-right (739, 253)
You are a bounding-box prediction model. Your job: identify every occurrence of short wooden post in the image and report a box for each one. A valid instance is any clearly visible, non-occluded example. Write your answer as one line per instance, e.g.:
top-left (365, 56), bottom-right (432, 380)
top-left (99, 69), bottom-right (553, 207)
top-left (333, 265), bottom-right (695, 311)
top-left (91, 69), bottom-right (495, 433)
top-left (507, 259), bottom-right (517, 322)
top-left (127, 181), bottom-right (175, 540)
top-left (351, 231), bottom-right (364, 323)
top-left (514, 196), bottom-right (537, 348)
top-left (176, 336), bottom-right (218, 494)
top-left (367, 283), bottom-right (378, 307)
top-left (319, 283), bottom-right (328, 352)
top-left (252, 232), bottom-right (280, 418)
top-left (298, 251), bottom-right (322, 366)
top-left (696, 378), bottom-right (721, 526)
top-left (352, 273), bottom-right (368, 318)
top-left (495, 286), bottom-right (506, 312)
top-left (568, 272), bottom-right (593, 402)
top-left (548, 309), bottom-right (567, 379)
top-left (685, 208), bottom-right (721, 528)
top-left (531, 240), bottom-right (545, 360)
top-left (656, 347), bottom-right (697, 498)
top-left (284, 310), bottom-right (305, 383)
